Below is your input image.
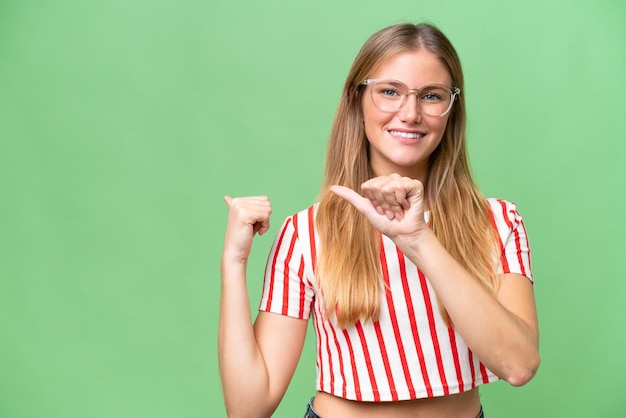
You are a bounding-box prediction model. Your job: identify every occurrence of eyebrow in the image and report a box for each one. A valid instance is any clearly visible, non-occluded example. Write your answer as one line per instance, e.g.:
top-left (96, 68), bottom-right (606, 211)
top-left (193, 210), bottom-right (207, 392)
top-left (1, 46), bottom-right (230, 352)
top-left (373, 79), bottom-right (452, 89)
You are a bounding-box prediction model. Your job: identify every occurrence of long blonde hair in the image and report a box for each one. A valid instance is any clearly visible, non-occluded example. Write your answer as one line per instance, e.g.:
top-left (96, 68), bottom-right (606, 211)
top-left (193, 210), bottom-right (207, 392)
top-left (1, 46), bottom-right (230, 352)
top-left (315, 23), bottom-right (500, 328)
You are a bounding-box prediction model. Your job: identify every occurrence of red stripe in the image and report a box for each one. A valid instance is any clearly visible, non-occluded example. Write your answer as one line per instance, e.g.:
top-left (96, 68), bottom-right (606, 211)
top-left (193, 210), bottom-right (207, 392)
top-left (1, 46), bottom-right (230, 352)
top-left (313, 302), bottom-right (325, 390)
top-left (447, 327), bottom-right (464, 392)
top-left (520, 220), bottom-right (533, 279)
top-left (376, 237), bottom-right (408, 399)
top-left (468, 349), bottom-right (477, 388)
top-left (327, 323), bottom-right (347, 398)
top-left (382, 243), bottom-right (416, 398)
top-left (489, 202), bottom-right (509, 273)
top-left (513, 220), bottom-right (526, 276)
top-left (307, 206), bottom-right (325, 388)
top-left (321, 321), bottom-right (335, 394)
top-left (260, 234), bottom-right (272, 304)
top-left (292, 211), bottom-right (299, 237)
top-left (297, 257), bottom-right (306, 317)
top-left (417, 269), bottom-right (449, 395)
top-left (355, 322), bottom-right (380, 401)
top-left (282, 232), bottom-right (298, 316)
top-left (373, 320), bottom-right (397, 400)
top-left (499, 201), bottom-right (515, 274)
top-left (499, 200), bottom-right (513, 230)
top-left (342, 329), bottom-right (362, 401)
top-left (307, 206), bottom-right (316, 271)
top-left (508, 208), bottom-right (528, 277)
top-left (265, 217), bottom-right (292, 311)
top-left (479, 363), bottom-right (489, 383)
top-left (399, 253), bottom-right (433, 397)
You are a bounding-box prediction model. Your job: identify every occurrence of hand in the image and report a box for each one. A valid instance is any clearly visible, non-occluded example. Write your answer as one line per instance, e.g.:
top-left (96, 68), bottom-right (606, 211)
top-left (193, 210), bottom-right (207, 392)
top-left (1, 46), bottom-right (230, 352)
top-left (223, 196), bottom-right (272, 263)
top-left (330, 174), bottom-right (428, 241)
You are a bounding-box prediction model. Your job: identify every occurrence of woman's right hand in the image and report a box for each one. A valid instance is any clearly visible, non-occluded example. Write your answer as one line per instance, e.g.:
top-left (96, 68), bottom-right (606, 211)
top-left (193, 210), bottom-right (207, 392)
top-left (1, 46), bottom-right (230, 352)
top-left (223, 196), bottom-right (272, 264)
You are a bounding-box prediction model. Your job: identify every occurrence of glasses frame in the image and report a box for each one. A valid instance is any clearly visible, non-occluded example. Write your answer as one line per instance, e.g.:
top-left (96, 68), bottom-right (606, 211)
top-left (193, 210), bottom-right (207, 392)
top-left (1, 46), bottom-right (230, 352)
top-left (360, 78), bottom-right (461, 117)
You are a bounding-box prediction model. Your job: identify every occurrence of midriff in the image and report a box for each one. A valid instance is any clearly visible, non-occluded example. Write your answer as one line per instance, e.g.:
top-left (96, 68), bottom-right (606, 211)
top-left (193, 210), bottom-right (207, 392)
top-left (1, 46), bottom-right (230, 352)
top-left (313, 387), bottom-right (481, 418)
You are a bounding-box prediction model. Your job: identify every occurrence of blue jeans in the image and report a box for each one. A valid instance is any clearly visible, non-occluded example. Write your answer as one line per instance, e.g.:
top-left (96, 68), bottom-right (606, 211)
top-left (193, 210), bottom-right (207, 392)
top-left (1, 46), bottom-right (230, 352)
top-left (304, 398), bottom-right (484, 418)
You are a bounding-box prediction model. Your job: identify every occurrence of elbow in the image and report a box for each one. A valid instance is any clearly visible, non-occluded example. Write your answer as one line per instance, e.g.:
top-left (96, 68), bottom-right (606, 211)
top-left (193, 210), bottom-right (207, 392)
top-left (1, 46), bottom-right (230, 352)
top-left (505, 352), bottom-right (541, 387)
top-left (223, 393), bottom-right (276, 418)
top-left (225, 403), bottom-right (273, 418)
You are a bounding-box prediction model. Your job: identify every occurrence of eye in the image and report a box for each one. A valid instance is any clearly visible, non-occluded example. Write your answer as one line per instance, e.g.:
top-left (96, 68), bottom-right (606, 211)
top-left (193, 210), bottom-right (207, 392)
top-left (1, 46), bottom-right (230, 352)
top-left (378, 87), bottom-right (401, 97)
top-left (421, 91), bottom-right (443, 102)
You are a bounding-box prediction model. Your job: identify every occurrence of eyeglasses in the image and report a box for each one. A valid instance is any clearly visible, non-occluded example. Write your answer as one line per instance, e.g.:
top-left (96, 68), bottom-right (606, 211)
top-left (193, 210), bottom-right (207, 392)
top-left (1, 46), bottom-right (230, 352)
top-left (360, 79), bottom-right (460, 117)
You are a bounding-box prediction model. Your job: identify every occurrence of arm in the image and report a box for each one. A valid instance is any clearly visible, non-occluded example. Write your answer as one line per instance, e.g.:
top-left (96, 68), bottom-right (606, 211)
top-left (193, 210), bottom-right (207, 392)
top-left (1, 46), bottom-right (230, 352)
top-left (331, 176), bottom-right (540, 386)
top-left (403, 231), bottom-right (539, 386)
top-left (219, 196), bottom-right (308, 417)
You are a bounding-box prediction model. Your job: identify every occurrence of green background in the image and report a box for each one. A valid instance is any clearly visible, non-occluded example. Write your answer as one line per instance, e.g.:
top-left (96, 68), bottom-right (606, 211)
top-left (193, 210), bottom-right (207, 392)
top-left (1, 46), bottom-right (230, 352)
top-left (1, 0), bottom-right (625, 417)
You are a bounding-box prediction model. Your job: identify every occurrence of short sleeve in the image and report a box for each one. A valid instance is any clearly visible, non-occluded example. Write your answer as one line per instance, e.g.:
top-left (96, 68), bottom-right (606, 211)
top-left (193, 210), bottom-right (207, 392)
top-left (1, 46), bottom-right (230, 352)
top-left (259, 213), bottom-right (315, 319)
top-left (487, 199), bottom-right (533, 283)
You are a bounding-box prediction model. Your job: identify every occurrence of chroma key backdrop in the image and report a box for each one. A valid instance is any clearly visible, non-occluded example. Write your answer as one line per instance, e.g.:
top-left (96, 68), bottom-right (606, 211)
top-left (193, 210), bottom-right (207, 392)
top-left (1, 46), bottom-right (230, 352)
top-left (1, 1), bottom-right (625, 417)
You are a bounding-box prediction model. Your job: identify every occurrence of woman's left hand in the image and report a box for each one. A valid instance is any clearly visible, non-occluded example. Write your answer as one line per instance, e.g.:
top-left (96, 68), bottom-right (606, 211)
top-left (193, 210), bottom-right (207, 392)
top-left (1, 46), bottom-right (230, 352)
top-left (330, 174), bottom-right (429, 241)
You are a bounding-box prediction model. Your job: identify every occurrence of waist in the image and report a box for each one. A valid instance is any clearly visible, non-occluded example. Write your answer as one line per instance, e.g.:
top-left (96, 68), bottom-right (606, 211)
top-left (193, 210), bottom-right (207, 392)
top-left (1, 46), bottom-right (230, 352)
top-left (312, 388), bottom-right (482, 418)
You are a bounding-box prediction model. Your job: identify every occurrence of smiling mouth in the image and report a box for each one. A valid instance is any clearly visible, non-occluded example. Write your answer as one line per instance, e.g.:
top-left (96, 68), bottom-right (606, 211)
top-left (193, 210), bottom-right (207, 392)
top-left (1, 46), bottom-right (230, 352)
top-left (388, 130), bottom-right (425, 139)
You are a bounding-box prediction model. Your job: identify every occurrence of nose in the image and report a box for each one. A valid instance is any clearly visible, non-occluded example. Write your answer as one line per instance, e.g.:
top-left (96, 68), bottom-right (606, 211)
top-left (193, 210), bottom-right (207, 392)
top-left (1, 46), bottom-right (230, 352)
top-left (397, 92), bottom-right (421, 123)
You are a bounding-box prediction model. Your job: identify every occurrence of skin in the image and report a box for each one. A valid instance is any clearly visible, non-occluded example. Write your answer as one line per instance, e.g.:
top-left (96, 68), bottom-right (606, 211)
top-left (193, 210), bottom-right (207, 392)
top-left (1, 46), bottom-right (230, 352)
top-left (219, 49), bottom-right (540, 418)
top-left (363, 50), bottom-right (452, 184)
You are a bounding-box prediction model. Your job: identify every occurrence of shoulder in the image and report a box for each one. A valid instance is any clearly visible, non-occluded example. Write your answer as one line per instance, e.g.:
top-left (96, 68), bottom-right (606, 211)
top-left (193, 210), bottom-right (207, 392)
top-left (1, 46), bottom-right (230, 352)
top-left (284, 203), bottom-right (319, 224)
top-left (486, 198), bottom-right (520, 214)
top-left (486, 198), bottom-right (533, 281)
top-left (276, 203), bottom-right (319, 238)
top-left (485, 198), bottom-right (525, 232)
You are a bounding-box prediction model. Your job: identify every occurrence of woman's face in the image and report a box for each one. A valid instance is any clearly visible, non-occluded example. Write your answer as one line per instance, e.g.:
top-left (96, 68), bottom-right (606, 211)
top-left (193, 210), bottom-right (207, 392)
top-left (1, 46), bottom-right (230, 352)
top-left (362, 49), bottom-right (453, 181)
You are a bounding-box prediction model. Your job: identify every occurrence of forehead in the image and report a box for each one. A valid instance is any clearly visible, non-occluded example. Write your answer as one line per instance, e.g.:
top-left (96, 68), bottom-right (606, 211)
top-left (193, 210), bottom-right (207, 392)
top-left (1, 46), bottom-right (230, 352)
top-left (369, 49), bottom-right (452, 86)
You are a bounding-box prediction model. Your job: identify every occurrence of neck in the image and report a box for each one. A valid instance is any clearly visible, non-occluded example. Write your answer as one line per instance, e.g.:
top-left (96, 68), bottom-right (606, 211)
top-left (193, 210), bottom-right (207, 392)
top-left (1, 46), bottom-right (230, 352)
top-left (372, 164), bottom-right (429, 184)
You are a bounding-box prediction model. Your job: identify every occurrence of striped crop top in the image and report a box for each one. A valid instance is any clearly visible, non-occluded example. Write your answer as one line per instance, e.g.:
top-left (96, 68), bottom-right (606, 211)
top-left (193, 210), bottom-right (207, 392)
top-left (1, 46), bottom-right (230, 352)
top-left (259, 198), bottom-right (533, 402)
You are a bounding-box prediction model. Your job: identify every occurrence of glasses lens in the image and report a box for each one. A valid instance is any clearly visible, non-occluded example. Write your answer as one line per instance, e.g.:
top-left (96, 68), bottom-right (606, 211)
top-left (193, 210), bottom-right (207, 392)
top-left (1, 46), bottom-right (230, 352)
top-left (370, 80), bottom-right (408, 112)
top-left (419, 86), bottom-right (453, 116)
top-left (369, 80), bottom-right (455, 116)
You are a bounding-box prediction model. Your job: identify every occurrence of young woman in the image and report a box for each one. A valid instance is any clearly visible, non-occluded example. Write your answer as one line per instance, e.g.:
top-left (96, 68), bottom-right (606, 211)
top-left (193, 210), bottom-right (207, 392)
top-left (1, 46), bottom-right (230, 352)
top-left (219, 23), bottom-right (540, 418)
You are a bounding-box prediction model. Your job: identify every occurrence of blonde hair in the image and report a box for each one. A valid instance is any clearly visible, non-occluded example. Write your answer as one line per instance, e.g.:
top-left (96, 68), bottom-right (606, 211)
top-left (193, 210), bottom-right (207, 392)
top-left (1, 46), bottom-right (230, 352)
top-left (315, 23), bottom-right (499, 328)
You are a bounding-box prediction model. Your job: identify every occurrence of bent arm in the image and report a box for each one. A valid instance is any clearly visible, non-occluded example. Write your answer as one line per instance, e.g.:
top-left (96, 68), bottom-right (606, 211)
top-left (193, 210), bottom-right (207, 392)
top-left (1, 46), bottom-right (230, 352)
top-left (218, 197), bottom-right (308, 417)
top-left (401, 230), bottom-right (540, 386)
top-left (331, 179), bottom-right (540, 386)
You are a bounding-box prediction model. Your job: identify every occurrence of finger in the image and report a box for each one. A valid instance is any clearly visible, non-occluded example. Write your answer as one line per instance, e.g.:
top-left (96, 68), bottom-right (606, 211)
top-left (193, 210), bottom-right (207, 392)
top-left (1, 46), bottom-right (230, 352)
top-left (227, 196), bottom-right (271, 212)
top-left (381, 183), bottom-right (408, 216)
top-left (360, 180), bottom-right (390, 216)
top-left (363, 180), bottom-right (405, 220)
top-left (389, 185), bottom-right (410, 210)
top-left (330, 185), bottom-right (363, 206)
top-left (330, 185), bottom-right (376, 216)
top-left (255, 217), bottom-right (271, 236)
top-left (384, 184), bottom-right (409, 220)
top-left (225, 196), bottom-right (272, 230)
top-left (405, 182), bottom-right (424, 204)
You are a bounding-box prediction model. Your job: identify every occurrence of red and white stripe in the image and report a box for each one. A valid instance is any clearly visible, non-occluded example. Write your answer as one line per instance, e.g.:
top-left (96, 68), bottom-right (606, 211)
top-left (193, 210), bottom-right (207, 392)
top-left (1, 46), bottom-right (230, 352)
top-left (259, 198), bottom-right (533, 401)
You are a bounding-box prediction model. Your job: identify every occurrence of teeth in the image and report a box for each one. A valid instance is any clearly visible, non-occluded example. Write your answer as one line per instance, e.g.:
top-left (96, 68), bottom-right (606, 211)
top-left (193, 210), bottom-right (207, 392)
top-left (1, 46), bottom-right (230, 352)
top-left (390, 130), bottom-right (424, 139)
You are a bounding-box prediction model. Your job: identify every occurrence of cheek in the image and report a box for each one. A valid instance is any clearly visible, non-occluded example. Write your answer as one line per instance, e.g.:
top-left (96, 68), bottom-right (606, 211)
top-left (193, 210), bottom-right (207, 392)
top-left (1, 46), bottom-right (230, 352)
top-left (362, 103), bottom-right (390, 137)
top-left (428, 115), bottom-right (450, 138)
top-left (361, 104), bottom-right (376, 139)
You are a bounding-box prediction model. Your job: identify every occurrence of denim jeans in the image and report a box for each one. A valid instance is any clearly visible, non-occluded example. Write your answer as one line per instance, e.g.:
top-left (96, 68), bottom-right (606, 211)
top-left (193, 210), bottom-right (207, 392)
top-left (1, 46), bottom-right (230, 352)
top-left (304, 398), bottom-right (484, 418)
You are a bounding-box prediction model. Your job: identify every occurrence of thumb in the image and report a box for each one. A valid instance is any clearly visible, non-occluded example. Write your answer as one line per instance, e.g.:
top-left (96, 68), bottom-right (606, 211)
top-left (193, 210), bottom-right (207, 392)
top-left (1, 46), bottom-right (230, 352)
top-left (330, 185), bottom-right (360, 204)
top-left (330, 185), bottom-right (372, 215)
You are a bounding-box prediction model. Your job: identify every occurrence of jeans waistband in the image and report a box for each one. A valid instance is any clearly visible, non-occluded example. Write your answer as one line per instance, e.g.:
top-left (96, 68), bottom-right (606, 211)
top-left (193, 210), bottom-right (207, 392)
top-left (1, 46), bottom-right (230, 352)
top-left (304, 398), bottom-right (484, 418)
